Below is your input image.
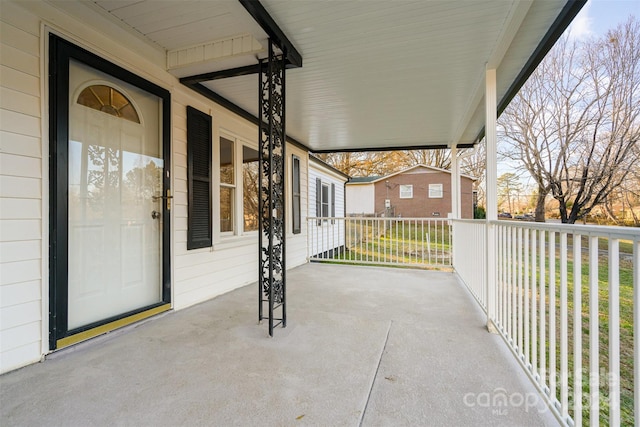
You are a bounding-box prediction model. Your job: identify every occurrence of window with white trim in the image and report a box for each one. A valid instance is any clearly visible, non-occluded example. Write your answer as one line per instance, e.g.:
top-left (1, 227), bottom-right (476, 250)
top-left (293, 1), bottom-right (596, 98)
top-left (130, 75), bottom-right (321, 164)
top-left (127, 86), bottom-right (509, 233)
top-left (399, 184), bottom-right (413, 199)
top-left (321, 183), bottom-right (330, 217)
top-left (219, 137), bottom-right (235, 233)
top-left (292, 156), bottom-right (301, 234)
top-left (429, 183), bottom-right (443, 198)
top-left (315, 178), bottom-right (335, 225)
top-left (242, 145), bottom-right (259, 232)
top-left (219, 135), bottom-right (259, 235)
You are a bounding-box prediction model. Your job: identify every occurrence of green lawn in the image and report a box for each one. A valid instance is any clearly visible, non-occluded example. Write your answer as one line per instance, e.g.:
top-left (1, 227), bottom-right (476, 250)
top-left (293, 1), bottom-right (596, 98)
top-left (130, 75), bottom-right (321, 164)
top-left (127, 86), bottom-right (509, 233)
top-left (338, 221), bottom-right (452, 266)
top-left (510, 247), bottom-right (634, 425)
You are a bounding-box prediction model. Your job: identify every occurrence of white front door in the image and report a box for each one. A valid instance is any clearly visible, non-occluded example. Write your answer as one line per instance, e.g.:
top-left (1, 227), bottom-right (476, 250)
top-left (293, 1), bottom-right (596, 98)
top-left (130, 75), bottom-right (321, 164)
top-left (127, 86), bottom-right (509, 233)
top-left (67, 60), bottom-right (164, 329)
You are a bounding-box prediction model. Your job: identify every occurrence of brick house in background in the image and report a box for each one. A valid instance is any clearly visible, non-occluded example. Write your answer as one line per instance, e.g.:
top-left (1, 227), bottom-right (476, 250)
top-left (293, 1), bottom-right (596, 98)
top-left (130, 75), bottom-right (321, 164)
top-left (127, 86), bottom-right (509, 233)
top-left (345, 165), bottom-right (476, 219)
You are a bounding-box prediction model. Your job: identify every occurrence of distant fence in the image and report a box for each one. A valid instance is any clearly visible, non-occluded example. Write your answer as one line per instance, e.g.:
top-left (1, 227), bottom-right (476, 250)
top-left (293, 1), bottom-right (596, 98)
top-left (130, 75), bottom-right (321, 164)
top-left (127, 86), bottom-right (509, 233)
top-left (307, 217), bottom-right (452, 268)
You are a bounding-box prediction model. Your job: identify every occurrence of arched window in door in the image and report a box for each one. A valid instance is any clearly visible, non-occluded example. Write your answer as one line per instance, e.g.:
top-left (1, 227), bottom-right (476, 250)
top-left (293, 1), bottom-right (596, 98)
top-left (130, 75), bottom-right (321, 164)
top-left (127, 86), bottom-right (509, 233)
top-left (77, 84), bottom-right (140, 123)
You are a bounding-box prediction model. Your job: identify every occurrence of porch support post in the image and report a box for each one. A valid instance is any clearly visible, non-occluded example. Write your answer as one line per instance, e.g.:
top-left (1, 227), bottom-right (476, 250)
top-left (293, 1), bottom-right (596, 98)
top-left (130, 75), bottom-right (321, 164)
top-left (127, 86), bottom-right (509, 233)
top-left (258, 41), bottom-right (286, 336)
top-left (450, 144), bottom-right (459, 219)
top-left (485, 67), bottom-right (498, 333)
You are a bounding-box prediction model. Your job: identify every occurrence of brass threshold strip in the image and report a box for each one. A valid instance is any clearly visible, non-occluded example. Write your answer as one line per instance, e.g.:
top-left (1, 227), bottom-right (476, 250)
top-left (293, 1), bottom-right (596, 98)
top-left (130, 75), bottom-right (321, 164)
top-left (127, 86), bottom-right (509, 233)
top-left (57, 303), bottom-right (171, 348)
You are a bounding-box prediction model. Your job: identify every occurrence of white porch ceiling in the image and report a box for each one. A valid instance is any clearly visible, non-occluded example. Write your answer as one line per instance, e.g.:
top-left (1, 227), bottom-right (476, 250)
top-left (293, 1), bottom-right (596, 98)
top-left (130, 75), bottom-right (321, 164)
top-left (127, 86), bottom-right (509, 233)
top-left (58, 0), bottom-right (580, 152)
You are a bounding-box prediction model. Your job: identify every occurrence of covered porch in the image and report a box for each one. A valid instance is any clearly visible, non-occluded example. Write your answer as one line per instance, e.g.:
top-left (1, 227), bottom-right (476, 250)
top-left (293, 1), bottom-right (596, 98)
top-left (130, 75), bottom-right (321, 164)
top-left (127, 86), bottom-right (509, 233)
top-left (0, 1), bottom-right (607, 425)
top-left (0, 263), bottom-right (556, 426)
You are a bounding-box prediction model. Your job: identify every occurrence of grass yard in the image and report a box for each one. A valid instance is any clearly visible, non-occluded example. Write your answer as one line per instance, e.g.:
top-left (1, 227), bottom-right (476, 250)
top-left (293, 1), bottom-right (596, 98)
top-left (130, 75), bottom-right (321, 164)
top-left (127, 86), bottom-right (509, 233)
top-left (512, 246), bottom-right (635, 426)
top-left (340, 221), bottom-right (452, 266)
top-left (569, 254), bottom-right (634, 426)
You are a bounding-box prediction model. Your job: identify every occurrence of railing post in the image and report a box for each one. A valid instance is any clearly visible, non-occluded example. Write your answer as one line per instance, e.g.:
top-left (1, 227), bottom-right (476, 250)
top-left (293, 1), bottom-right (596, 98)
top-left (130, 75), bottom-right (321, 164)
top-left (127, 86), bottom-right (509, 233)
top-left (486, 223), bottom-right (497, 332)
top-left (451, 144), bottom-right (459, 219)
top-left (485, 67), bottom-right (498, 333)
top-left (608, 238), bottom-right (620, 426)
top-left (634, 235), bottom-right (639, 427)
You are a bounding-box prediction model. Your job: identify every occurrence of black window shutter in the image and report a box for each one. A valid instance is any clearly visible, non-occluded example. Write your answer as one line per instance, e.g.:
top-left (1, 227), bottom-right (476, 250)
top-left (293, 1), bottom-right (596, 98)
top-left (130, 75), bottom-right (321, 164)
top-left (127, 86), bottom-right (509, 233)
top-left (187, 106), bottom-right (212, 249)
top-left (316, 178), bottom-right (322, 225)
top-left (292, 156), bottom-right (301, 234)
top-left (331, 183), bottom-right (336, 224)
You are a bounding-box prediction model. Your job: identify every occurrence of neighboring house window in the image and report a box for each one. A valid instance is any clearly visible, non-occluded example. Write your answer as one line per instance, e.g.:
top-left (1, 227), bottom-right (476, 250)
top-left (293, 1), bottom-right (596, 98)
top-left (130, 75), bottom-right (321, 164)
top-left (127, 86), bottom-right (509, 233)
top-left (399, 184), bottom-right (413, 199)
top-left (186, 106), bottom-right (212, 250)
top-left (243, 145), bottom-right (259, 232)
top-left (292, 156), bottom-right (301, 234)
top-left (220, 137), bottom-right (235, 233)
top-left (429, 183), bottom-right (444, 198)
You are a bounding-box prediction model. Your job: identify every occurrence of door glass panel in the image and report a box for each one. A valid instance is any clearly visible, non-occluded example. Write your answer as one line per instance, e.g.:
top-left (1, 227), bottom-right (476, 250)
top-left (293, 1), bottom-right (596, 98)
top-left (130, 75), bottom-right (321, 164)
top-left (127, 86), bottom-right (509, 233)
top-left (68, 60), bottom-right (163, 329)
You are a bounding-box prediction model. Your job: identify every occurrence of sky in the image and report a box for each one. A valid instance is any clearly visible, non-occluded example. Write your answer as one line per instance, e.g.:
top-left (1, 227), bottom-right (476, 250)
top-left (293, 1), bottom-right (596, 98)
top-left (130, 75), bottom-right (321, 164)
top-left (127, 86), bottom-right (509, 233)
top-left (568, 0), bottom-right (639, 39)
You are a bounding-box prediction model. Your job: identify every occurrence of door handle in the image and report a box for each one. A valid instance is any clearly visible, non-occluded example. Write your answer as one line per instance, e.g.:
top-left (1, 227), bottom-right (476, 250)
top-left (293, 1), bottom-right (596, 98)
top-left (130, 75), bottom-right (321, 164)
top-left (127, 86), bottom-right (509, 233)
top-left (152, 190), bottom-right (173, 210)
top-left (151, 210), bottom-right (161, 219)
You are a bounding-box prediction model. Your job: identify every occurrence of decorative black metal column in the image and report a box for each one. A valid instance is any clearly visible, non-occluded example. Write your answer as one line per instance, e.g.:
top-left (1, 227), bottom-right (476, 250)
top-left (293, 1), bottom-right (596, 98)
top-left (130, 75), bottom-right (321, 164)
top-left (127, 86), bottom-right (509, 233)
top-left (258, 41), bottom-right (286, 336)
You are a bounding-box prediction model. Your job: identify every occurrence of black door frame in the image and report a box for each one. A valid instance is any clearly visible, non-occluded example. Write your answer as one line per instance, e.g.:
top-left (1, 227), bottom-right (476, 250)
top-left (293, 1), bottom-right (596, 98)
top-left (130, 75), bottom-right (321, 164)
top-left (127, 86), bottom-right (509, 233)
top-left (48, 34), bottom-right (172, 350)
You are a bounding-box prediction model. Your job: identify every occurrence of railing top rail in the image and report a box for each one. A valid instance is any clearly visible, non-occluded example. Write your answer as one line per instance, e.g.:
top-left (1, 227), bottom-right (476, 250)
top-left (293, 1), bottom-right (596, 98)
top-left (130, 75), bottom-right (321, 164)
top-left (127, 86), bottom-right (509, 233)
top-left (308, 216), bottom-right (451, 222)
top-left (450, 219), bottom-right (486, 225)
top-left (450, 218), bottom-right (640, 239)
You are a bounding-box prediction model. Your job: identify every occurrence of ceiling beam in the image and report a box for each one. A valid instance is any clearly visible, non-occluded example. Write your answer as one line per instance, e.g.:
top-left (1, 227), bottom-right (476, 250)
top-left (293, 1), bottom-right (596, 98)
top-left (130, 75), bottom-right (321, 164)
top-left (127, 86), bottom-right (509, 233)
top-left (238, 0), bottom-right (303, 67)
top-left (180, 59), bottom-right (299, 85)
top-left (180, 64), bottom-right (263, 85)
top-left (311, 143), bottom-right (474, 154)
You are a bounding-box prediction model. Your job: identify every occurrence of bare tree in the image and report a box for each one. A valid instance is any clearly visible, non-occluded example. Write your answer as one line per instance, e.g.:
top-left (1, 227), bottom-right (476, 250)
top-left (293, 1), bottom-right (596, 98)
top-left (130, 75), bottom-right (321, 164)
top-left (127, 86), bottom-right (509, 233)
top-left (606, 137), bottom-right (640, 224)
top-left (499, 17), bottom-right (640, 223)
top-left (401, 149), bottom-right (451, 169)
top-left (315, 152), bottom-right (360, 176)
top-left (316, 151), bottom-right (409, 177)
top-left (451, 141), bottom-right (487, 209)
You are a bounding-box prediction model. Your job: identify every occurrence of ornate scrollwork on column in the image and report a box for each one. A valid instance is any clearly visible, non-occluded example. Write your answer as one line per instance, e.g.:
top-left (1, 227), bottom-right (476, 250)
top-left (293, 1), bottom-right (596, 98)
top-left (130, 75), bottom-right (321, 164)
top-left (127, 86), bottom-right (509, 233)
top-left (258, 41), bottom-right (286, 336)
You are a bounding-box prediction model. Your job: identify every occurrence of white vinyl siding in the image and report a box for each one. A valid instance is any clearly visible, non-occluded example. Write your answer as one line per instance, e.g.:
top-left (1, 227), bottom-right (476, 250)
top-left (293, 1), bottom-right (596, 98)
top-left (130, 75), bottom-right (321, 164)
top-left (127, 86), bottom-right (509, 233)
top-left (308, 167), bottom-right (345, 220)
top-left (286, 147), bottom-right (309, 269)
top-left (172, 92), bottom-right (311, 310)
top-left (308, 160), bottom-right (346, 257)
top-left (173, 94), bottom-right (304, 310)
top-left (0, 3), bottom-right (43, 373)
top-left (0, 0), bottom-right (312, 373)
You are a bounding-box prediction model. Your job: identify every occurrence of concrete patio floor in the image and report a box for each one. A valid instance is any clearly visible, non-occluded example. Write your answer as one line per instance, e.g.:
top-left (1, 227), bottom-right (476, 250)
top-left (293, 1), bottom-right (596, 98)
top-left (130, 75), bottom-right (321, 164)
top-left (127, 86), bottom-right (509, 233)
top-left (1, 263), bottom-right (558, 426)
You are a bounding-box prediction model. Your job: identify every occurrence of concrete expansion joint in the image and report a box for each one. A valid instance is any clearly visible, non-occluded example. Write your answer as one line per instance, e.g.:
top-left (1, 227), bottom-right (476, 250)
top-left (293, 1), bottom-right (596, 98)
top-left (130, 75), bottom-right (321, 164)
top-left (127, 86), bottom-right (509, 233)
top-left (359, 320), bottom-right (393, 426)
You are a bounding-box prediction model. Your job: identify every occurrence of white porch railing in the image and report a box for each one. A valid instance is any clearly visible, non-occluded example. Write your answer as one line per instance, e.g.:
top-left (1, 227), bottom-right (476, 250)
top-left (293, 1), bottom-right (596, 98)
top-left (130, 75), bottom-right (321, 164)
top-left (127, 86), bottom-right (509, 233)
top-left (452, 219), bottom-right (487, 309)
top-left (452, 219), bottom-right (640, 427)
top-left (307, 217), bottom-right (452, 268)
